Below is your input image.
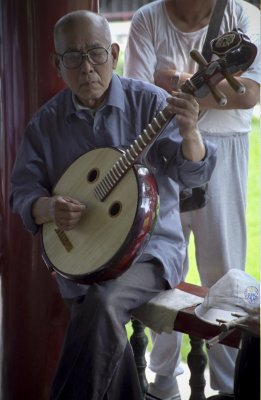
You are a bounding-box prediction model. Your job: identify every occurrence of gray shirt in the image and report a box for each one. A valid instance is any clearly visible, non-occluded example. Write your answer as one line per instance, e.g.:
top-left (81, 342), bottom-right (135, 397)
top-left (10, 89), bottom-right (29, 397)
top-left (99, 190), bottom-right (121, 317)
top-left (10, 74), bottom-right (217, 297)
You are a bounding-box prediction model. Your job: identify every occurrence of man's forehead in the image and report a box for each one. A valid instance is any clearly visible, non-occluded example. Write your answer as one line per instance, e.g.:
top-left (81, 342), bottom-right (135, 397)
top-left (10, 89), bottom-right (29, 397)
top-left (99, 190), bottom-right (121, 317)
top-left (54, 12), bottom-right (111, 52)
top-left (55, 25), bottom-right (106, 51)
top-left (55, 12), bottom-right (104, 36)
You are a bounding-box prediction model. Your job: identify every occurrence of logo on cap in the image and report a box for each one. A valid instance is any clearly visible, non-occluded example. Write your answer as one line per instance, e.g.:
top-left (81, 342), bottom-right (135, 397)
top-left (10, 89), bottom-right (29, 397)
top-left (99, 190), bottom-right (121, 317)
top-left (244, 286), bottom-right (259, 304)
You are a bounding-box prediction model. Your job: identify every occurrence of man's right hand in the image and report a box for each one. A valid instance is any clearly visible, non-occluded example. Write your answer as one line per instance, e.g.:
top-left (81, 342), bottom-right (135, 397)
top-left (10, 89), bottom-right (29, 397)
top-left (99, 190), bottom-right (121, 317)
top-left (32, 195), bottom-right (86, 230)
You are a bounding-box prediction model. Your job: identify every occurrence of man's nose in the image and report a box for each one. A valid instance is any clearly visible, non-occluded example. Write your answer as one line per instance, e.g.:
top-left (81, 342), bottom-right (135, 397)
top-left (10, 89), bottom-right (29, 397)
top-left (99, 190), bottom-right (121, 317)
top-left (80, 55), bottom-right (93, 71)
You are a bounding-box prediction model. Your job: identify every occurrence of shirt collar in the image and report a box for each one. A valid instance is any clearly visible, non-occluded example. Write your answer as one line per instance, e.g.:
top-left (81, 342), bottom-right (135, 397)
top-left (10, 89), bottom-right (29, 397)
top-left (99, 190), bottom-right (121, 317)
top-left (71, 93), bottom-right (96, 118)
top-left (104, 73), bottom-right (125, 112)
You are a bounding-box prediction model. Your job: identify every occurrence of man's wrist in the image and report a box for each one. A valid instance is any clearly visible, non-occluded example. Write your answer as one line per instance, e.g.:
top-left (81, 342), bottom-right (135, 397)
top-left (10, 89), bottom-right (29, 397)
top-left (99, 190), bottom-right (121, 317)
top-left (32, 196), bottom-right (54, 225)
top-left (182, 129), bottom-right (202, 141)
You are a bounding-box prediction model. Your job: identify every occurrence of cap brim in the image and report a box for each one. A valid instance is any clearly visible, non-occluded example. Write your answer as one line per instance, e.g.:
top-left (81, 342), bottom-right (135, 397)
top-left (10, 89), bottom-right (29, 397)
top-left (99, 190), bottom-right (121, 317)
top-left (194, 304), bottom-right (248, 325)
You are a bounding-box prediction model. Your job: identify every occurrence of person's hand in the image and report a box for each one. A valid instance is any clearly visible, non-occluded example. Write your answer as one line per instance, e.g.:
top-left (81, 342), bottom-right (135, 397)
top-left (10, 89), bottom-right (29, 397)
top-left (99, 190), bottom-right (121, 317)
top-left (49, 196), bottom-right (86, 231)
top-left (32, 195), bottom-right (86, 230)
top-left (166, 92), bottom-right (205, 162)
top-left (154, 69), bottom-right (191, 93)
top-left (166, 91), bottom-right (199, 139)
top-left (154, 68), bottom-right (177, 92)
top-left (239, 307), bottom-right (260, 337)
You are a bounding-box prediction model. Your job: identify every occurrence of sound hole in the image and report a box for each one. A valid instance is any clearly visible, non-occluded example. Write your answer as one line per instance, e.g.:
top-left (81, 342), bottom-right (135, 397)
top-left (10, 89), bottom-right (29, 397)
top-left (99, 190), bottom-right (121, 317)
top-left (87, 168), bottom-right (99, 183)
top-left (109, 202), bottom-right (122, 217)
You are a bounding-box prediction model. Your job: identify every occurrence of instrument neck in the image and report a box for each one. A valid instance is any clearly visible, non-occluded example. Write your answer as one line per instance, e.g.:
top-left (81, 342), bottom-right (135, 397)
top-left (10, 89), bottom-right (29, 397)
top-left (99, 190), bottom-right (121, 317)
top-left (94, 106), bottom-right (173, 201)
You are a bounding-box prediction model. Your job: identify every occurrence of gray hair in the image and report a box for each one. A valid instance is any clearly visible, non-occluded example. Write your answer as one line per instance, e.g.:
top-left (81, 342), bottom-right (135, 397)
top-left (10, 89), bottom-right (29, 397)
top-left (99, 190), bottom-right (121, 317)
top-left (54, 10), bottom-right (112, 49)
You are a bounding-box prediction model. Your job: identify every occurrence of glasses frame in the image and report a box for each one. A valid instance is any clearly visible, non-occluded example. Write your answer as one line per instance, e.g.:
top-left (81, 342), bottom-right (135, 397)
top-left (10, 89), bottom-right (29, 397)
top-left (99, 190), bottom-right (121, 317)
top-left (56, 45), bottom-right (112, 69)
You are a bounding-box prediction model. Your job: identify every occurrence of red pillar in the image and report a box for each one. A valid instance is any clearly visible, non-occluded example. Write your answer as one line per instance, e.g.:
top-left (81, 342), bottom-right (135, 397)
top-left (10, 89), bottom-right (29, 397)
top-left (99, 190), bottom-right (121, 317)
top-left (0, 1), bottom-right (98, 399)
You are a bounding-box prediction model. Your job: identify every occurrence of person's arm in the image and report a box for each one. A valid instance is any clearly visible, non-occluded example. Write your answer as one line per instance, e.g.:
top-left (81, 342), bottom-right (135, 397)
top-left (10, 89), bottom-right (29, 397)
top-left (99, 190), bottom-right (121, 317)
top-left (10, 121), bottom-right (86, 234)
top-left (153, 91), bottom-right (217, 188)
top-left (166, 92), bottom-right (205, 162)
top-left (154, 2), bottom-right (261, 110)
top-left (124, 9), bottom-right (157, 82)
top-left (154, 69), bottom-right (260, 110)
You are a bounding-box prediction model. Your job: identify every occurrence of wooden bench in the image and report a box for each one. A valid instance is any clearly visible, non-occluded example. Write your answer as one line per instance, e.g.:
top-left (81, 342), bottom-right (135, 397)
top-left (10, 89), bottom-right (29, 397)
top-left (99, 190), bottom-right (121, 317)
top-left (130, 282), bottom-right (241, 400)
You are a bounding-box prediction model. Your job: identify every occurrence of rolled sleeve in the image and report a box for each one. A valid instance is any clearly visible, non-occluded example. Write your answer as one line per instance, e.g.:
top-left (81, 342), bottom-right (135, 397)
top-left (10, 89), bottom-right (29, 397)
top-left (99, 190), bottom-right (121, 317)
top-left (10, 187), bottom-right (50, 235)
top-left (155, 137), bottom-right (217, 188)
top-left (175, 139), bottom-right (217, 187)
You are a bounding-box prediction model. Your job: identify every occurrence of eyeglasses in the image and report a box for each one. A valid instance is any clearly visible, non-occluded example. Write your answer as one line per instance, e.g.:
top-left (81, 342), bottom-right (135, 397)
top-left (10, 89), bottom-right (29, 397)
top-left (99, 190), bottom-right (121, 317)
top-left (56, 45), bottom-right (111, 69)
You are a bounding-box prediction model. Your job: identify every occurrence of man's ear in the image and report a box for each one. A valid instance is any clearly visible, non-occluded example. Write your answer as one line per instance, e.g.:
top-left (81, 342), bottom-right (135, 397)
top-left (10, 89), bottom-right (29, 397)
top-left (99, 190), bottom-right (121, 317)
top-left (51, 53), bottom-right (62, 77)
top-left (111, 43), bottom-right (120, 70)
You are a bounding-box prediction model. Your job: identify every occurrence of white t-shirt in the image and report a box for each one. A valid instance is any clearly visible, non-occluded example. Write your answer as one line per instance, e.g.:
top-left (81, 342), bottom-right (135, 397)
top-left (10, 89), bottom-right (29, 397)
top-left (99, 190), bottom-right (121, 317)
top-left (124, 0), bottom-right (260, 135)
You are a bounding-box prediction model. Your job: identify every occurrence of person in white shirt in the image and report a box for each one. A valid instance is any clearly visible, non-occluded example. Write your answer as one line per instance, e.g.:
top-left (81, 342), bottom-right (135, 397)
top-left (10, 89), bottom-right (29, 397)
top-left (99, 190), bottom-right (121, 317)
top-left (124, 1), bottom-right (260, 399)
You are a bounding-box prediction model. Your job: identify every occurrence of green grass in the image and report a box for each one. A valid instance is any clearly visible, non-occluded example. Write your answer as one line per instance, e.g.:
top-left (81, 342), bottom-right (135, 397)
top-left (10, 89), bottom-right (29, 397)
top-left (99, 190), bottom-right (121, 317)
top-left (245, 116), bottom-right (260, 280)
top-left (126, 115), bottom-right (260, 359)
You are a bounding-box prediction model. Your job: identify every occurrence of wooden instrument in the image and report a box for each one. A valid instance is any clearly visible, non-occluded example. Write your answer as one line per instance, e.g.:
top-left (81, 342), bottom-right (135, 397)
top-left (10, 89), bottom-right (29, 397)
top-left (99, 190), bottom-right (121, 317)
top-left (41, 30), bottom-right (257, 283)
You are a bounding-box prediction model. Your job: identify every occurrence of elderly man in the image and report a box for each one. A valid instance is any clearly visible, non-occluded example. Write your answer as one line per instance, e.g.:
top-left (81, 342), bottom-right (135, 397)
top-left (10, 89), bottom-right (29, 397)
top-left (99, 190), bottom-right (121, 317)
top-left (10, 10), bottom-right (216, 400)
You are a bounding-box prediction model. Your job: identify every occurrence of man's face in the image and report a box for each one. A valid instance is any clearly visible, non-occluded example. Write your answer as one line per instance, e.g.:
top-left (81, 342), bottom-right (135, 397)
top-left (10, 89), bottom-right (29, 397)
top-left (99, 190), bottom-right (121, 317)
top-left (54, 17), bottom-right (119, 109)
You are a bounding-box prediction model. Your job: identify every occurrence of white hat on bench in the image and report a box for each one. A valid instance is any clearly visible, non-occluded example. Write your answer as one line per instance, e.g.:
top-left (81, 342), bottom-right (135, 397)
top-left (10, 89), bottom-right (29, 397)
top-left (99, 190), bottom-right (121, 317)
top-left (194, 268), bottom-right (259, 325)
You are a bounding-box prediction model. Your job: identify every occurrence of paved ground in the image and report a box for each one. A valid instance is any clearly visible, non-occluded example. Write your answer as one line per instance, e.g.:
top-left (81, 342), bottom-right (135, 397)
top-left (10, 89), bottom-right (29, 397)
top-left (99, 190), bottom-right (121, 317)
top-left (146, 355), bottom-right (217, 400)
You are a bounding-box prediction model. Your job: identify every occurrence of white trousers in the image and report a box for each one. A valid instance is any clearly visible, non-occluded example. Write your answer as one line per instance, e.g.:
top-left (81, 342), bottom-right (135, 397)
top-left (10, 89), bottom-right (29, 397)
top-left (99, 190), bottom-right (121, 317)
top-left (149, 133), bottom-right (249, 393)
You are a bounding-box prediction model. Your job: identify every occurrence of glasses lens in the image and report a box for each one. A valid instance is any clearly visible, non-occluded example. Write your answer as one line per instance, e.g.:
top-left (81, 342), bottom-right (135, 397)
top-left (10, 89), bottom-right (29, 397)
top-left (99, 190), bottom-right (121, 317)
top-left (61, 47), bottom-right (110, 68)
top-left (62, 52), bottom-right (82, 69)
top-left (88, 48), bottom-right (108, 65)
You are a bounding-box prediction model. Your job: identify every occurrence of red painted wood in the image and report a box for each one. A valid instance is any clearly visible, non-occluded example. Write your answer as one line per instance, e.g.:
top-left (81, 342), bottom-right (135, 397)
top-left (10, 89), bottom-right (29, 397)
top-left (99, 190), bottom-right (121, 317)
top-left (177, 281), bottom-right (209, 298)
top-left (0, 1), bottom-right (98, 399)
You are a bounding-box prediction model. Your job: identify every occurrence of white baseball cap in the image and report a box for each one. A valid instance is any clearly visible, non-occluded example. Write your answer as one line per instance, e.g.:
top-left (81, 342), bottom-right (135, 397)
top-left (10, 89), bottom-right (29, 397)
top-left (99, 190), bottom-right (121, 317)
top-left (194, 269), bottom-right (260, 325)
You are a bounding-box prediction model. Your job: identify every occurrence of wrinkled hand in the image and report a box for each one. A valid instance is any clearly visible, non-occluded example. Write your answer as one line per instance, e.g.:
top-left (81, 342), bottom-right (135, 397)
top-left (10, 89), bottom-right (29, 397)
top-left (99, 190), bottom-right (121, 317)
top-left (50, 195), bottom-right (86, 231)
top-left (166, 92), bottom-right (199, 139)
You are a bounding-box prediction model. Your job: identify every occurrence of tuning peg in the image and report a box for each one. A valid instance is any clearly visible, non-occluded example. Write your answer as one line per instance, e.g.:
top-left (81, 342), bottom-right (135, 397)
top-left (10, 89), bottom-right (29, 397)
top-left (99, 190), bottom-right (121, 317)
top-left (191, 49), bottom-right (246, 95)
top-left (190, 49), bottom-right (208, 68)
top-left (207, 82), bottom-right (227, 106)
top-left (223, 73), bottom-right (246, 94)
top-left (190, 49), bottom-right (227, 105)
